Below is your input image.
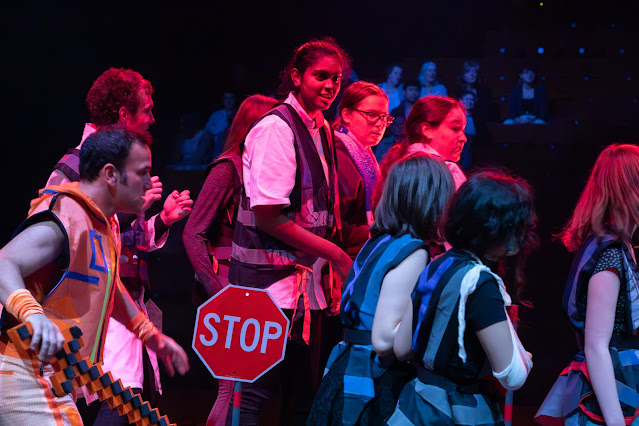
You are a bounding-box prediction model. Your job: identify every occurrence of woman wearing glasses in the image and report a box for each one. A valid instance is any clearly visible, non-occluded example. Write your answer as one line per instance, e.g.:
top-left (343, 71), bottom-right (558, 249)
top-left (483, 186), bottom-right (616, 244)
top-left (333, 81), bottom-right (393, 258)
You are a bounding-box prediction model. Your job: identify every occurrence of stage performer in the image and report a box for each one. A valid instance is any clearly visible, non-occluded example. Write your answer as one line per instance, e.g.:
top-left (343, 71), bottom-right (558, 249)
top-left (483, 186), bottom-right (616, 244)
top-left (308, 154), bottom-right (455, 425)
top-left (183, 94), bottom-right (277, 426)
top-left (389, 170), bottom-right (536, 425)
top-left (228, 37), bottom-right (353, 424)
top-left (0, 127), bottom-right (189, 425)
top-left (47, 67), bottom-right (192, 423)
top-left (332, 81), bottom-right (389, 258)
top-left (374, 96), bottom-right (468, 210)
top-left (536, 144), bottom-right (639, 426)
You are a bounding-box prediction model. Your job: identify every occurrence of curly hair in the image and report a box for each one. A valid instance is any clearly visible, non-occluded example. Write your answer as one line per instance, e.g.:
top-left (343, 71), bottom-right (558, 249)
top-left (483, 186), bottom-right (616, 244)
top-left (559, 144), bottom-right (639, 251)
top-left (444, 169), bottom-right (538, 296)
top-left (86, 68), bottom-right (153, 127)
top-left (444, 169), bottom-right (537, 256)
top-left (278, 37), bottom-right (352, 95)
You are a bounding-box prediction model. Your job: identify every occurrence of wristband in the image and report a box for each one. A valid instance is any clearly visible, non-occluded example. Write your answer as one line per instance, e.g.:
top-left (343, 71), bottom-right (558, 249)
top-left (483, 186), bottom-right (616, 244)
top-left (5, 289), bottom-right (44, 322)
top-left (126, 311), bottom-right (159, 344)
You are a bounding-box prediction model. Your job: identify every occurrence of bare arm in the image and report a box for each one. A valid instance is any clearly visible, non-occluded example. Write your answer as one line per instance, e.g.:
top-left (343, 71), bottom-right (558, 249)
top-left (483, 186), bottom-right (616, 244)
top-left (372, 249), bottom-right (427, 356)
top-left (476, 320), bottom-right (514, 373)
top-left (253, 205), bottom-right (352, 281)
top-left (393, 303), bottom-right (415, 361)
top-left (584, 270), bottom-right (625, 426)
top-left (0, 221), bottom-right (66, 361)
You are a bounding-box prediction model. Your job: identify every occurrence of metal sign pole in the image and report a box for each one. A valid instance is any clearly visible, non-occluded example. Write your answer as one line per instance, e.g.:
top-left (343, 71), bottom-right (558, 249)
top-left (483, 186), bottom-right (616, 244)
top-left (232, 380), bottom-right (242, 426)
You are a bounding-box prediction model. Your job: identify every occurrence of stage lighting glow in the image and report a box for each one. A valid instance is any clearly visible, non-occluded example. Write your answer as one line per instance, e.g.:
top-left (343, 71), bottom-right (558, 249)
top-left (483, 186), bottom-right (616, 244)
top-left (538, 47), bottom-right (544, 54)
top-left (579, 48), bottom-right (585, 54)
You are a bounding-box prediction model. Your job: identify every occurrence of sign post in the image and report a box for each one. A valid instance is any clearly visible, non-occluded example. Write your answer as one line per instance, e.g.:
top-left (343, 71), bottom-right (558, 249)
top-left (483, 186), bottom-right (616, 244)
top-left (192, 285), bottom-right (290, 424)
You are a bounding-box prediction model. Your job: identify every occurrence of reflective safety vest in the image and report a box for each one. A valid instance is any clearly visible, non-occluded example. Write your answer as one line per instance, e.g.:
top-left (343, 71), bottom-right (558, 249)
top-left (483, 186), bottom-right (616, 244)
top-left (229, 103), bottom-right (338, 288)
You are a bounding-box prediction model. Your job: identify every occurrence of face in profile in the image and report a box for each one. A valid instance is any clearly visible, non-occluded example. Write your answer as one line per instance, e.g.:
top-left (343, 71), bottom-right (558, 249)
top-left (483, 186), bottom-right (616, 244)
top-left (124, 90), bottom-right (155, 132)
top-left (388, 66), bottom-right (402, 86)
top-left (343, 94), bottom-right (390, 147)
top-left (426, 107), bottom-right (467, 162)
top-left (115, 143), bottom-right (153, 214)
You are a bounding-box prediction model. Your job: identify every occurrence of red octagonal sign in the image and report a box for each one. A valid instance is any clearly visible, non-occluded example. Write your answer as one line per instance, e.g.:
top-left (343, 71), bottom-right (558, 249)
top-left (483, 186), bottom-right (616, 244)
top-left (192, 285), bottom-right (290, 383)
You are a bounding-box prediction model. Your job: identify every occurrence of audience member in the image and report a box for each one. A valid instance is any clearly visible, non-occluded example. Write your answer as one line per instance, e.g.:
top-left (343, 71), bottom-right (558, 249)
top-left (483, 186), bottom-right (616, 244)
top-left (375, 80), bottom-right (420, 162)
top-left (204, 92), bottom-right (238, 157)
top-left (455, 60), bottom-right (496, 124)
top-left (459, 91), bottom-right (476, 170)
top-left (504, 64), bottom-right (548, 124)
top-left (172, 111), bottom-right (214, 170)
top-left (417, 61), bottom-right (448, 98)
top-left (378, 63), bottom-right (404, 113)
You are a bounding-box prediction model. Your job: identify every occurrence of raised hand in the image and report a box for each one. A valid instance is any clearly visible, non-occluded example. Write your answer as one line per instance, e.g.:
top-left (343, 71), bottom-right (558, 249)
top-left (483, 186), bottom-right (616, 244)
top-left (141, 176), bottom-right (163, 212)
top-left (160, 190), bottom-right (193, 226)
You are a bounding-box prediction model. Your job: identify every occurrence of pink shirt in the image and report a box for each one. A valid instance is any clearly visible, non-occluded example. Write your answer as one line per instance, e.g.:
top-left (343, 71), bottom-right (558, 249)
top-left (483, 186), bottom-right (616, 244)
top-left (406, 142), bottom-right (467, 189)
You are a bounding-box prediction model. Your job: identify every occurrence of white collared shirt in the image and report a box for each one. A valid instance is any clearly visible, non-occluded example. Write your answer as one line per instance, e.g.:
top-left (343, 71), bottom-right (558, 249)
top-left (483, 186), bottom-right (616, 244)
top-left (241, 92), bottom-right (330, 310)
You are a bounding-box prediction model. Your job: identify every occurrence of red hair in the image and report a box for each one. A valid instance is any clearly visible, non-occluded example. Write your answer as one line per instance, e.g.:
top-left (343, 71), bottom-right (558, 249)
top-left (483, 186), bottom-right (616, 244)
top-left (219, 94), bottom-right (278, 157)
top-left (86, 68), bottom-right (153, 127)
top-left (373, 96), bottom-right (463, 207)
top-left (333, 81), bottom-right (387, 129)
top-left (560, 144), bottom-right (639, 251)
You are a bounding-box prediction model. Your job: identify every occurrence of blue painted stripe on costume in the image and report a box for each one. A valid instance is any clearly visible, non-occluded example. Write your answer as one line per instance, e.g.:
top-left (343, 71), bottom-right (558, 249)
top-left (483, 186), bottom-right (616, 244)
top-left (342, 235), bottom-right (391, 314)
top-left (616, 381), bottom-right (639, 407)
top-left (89, 230), bottom-right (109, 273)
top-left (617, 350), bottom-right (639, 366)
top-left (344, 375), bottom-right (375, 398)
top-left (412, 256), bottom-right (455, 353)
top-left (66, 271), bottom-right (99, 285)
top-left (40, 189), bottom-right (59, 195)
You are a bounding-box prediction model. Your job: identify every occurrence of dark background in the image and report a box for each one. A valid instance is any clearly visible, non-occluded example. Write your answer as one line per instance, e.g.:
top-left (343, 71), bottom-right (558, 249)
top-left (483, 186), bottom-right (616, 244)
top-left (2, 1), bottom-right (638, 424)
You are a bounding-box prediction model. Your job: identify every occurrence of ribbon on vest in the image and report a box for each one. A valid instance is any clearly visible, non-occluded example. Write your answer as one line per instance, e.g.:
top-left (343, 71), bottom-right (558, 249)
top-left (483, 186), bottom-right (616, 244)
top-left (289, 264), bottom-right (313, 345)
top-left (457, 252), bottom-right (512, 362)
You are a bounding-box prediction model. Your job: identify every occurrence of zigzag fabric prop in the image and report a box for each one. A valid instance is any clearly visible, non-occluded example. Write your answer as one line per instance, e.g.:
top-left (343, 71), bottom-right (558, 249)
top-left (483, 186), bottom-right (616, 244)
top-left (7, 322), bottom-right (176, 426)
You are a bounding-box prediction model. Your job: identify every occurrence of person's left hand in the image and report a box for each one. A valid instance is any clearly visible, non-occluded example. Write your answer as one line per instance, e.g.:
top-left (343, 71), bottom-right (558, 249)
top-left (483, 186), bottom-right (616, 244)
top-left (141, 176), bottom-right (163, 212)
top-left (160, 190), bottom-right (193, 226)
top-left (146, 332), bottom-right (190, 376)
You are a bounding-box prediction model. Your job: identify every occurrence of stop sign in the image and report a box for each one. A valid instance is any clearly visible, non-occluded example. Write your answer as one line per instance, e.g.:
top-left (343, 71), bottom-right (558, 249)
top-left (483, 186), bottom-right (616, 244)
top-left (192, 285), bottom-right (290, 383)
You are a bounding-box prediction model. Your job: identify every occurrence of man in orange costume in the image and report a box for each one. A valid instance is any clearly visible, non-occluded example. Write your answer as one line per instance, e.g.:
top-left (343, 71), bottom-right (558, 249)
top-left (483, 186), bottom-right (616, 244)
top-left (0, 127), bottom-right (189, 425)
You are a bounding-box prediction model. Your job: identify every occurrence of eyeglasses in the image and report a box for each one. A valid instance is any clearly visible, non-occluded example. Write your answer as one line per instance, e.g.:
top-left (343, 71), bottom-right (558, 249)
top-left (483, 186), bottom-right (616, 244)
top-left (352, 109), bottom-right (395, 127)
